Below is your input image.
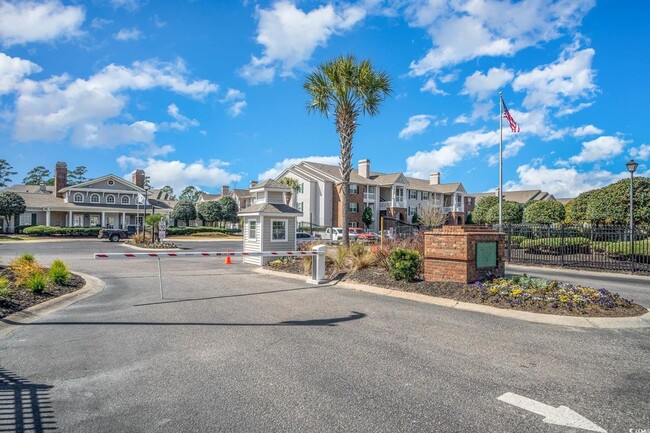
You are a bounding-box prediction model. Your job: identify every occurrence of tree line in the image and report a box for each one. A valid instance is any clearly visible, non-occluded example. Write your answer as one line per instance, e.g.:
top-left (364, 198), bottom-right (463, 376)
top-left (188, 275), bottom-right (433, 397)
top-left (0, 159), bottom-right (89, 187)
top-left (470, 177), bottom-right (650, 225)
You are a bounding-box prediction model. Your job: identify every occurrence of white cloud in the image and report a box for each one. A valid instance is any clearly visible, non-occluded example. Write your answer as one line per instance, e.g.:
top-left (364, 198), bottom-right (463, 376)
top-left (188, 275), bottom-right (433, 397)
top-left (399, 114), bottom-right (434, 139)
top-left (630, 144), bottom-right (650, 161)
top-left (241, 1), bottom-right (365, 84)
top-left (0, 53), bottom-right (42, 95)
top-left (258, 155), bottom-right (340, 180)
top-left (115, 27), bottom-right (143, 41)
top-left (164, 103), bottom-right (199, 131)
top-left (556, 101), bottom-right (593, 117)
top-left (110, 0), bottom-right (143, 11)
top-left (488, 139), bottom-right (525, 166)
top-left (118, 157), bottom-right (242, 193)
top-left (513, 44), bottom-right (596, 109)
top-left (505, 163), bottom-right (626, 197)
top-left (152, 15), bottom-right (167, 28)
top-left (568, 136), bottom-right (628, 164)
top-left (406, 129), bottom-right (501, 178)
top-left (408, 0), bottom-right (595, 75)
top-left (462, 67), bottom-right (513, 100)
top-left (0, 0), bottom-right (85, 47)
top-left (572, 124), bottom-right (602, 137)
top-left (219, 88), bottom-right (247, 117)
top-left (13, 59), bottom-right (217, 147)
top-left (420, 77), bottom-right (446, 95)
top-left (91, 18), bottom-right (112, 29)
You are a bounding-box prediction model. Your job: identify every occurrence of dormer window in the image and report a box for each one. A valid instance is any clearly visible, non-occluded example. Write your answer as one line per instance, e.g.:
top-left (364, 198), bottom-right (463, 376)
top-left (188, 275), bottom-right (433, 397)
top-left (121, 196), bottom-right (130, 205)
top-left (107, 180), bottom-right (115, 186)
top-left (90, 194), bottom-right (100, 203)
top-left (73, 193), bottom-right (84, 203)
top-left (106, 195), bottom-right (116, 204)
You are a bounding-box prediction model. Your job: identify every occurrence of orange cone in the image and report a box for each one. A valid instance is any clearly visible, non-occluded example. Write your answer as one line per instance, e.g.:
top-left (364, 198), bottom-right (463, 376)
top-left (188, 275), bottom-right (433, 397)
top-left (225, 255), bottom-right (232, 265)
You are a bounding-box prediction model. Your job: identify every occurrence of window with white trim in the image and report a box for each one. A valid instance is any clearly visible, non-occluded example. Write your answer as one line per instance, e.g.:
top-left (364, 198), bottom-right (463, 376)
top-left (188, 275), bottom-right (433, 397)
top-left (348, 184), bottom-right (359, 194)
top-left (348, 202), bottom-right (358, 212)
top-left (348, 221), bottom-right (358, 228)
top-left (456, 194), bottom-right (462, 204)
top-left (90, 215), bottom-right (100, 227)
top-left (73, 193), bottom-right (84, 203)
top-left (299, 183), bottom-right (304, 193)
top-left (409, 190), bottom-right (418, 199)
top-left (90, 194), bottom-right (100, 203)
top-left (73, 214), bottom-right (83, 227)
top-left (121, 196), bottom-right (130, 204)
top-left (271, 220), bottom-right (287, 241)
top-left (107, 180), bottom-right (115, 186)
top-left (248, 220), bottom-right (257, 240)
top-left (19, 213), bottom-right (32, 225)
top-left (297, 202), bottom-right (303, 212)
top-left (421, 191), bottom-right (429, 200)
top-left (106, 195), bottom-right (115, 204)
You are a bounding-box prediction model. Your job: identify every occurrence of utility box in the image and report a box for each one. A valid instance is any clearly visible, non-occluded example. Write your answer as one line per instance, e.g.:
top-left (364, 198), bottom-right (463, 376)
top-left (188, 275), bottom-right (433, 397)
top-left (238, 180), bottom-right (302, 265)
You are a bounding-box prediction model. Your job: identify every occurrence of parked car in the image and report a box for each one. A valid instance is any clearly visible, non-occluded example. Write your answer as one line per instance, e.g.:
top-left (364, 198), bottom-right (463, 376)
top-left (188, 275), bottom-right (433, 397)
top-left (348, 227), bottom-right (378, 243)
top-left (321, 227), bottom-right (344, 242)
top-left (296, 232), bottom-right (317, 246)
top-left (98, 225), bottom-right (138, 242)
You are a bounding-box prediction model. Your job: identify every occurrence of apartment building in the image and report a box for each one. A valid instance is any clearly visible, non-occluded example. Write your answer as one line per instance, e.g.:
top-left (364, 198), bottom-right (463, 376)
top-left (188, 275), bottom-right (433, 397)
top-left (276, 159), bottom-right (467, 231)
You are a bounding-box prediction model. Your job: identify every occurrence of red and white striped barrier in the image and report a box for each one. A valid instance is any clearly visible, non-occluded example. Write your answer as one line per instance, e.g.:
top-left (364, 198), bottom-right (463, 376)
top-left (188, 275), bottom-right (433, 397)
top-left (94, 251), bottom-right (319, 259)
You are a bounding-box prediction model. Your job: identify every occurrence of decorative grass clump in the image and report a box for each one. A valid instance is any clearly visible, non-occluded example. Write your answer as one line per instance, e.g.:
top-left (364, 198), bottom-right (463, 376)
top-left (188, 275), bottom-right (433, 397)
top-left (472, 274), bottom-right (634, 311)
top-left (9, 254), bottom-right (42, 287)
top-left (25, 271), bottom-right (47, 294)
top-left (0, 276), bottom-right (11, 297)
top-left (48, 259), bottom-right (70, 285)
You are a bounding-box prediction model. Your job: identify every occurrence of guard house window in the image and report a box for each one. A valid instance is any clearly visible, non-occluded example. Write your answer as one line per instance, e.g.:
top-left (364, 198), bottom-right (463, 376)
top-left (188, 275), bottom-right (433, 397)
top-left (73, 193), bottom-right (84, 203)
top-left (409, 190), bottom-right (418, 200)
top-left (271, 220), bottom-right (287, 241)
top-left (348, 202), bottom-right (358, 212)
top-left (90, 194), bottom-right (100, 203)
top-left (248, 220), bottom-right (257, 240)
top-left (121, 196), bottom-right (130, 204)
top-left (106, 195), bottom-right (116, 204)
top-left (348, 184), bottom-right (359, 194)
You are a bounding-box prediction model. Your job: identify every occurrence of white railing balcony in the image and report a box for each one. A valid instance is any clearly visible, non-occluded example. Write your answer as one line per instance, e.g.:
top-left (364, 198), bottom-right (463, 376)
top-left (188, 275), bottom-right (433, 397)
top-left (379, 202), bottom-right (389, 210)
top-left (443, 205), bottom-right (463, 213)
top-left (363, 192), bottom-right (376, 201)
top-left (394, 200), bottom-right (405, 208)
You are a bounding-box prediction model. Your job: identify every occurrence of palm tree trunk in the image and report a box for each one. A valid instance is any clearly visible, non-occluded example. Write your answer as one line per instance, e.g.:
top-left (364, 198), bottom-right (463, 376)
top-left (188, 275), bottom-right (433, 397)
top-left (337, 110), bottom-right (357, 246)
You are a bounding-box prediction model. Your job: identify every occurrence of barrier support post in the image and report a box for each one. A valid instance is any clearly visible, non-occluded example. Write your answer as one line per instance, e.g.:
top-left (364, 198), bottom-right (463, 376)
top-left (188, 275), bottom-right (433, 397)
top-left (307, 245), bottom-right (328, 285)
top-left (157, 257), bottom-right (164, 299)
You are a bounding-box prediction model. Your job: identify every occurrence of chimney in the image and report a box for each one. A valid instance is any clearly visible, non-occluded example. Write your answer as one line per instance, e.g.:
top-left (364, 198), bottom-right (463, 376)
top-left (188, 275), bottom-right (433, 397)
top-left (39, 184), bottom-right (47, 193)
top-left (359, 159), bottom-right (370, 178)
top-left (429, 172), bottom-right (441, 185)
top-left (222, 185), bottom-right (230, 196)
top-left (54, 162), bottom-right (67, 198)
top-left (132, 169), bottom-right (145, 188)
top-left (249, 180), bottom-right (258, 188)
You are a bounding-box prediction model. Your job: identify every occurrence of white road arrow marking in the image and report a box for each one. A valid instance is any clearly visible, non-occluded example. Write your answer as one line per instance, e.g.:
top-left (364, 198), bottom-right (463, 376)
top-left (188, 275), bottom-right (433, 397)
top-left (498, 392), bottom-right (607, 432)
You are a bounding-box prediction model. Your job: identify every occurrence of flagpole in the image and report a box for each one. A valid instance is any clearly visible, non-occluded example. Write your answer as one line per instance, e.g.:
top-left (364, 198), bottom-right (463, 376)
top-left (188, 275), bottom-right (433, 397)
top-left (499, 91), bottom-right (503, 230)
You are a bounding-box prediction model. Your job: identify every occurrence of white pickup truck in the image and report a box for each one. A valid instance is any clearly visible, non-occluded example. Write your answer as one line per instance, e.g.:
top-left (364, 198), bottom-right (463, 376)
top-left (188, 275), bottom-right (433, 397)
top-left (319, 227), bottom-right (344, 242)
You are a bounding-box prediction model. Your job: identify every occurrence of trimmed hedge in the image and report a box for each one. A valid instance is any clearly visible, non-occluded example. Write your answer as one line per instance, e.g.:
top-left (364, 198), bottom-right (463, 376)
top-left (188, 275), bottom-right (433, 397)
top-left (23, 225), bottom-right (101, 236)
top-left (166, 226), bottom-right (241, 236)
top-left (520, 237), bottom-right (591, 254)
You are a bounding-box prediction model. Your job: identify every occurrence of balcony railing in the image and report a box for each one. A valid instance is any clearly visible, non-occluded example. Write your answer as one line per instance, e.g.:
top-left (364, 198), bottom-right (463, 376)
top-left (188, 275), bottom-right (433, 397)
top-left (363, 192), bottom-right (376, 201)
top-left (443, 205), bottom-right (463, 213)
top-left (394, 200), bottom-right (405, 208)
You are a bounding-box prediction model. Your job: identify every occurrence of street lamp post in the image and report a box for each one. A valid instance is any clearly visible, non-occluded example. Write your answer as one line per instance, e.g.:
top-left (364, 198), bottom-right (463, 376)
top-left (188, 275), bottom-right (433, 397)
top-left (626, 159), bottom-right (638, 273)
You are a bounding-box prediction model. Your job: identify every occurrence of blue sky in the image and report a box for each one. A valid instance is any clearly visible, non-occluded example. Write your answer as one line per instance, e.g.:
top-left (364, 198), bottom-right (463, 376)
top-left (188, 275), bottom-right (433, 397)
top-left (1, 0), bottom-right (648, 198)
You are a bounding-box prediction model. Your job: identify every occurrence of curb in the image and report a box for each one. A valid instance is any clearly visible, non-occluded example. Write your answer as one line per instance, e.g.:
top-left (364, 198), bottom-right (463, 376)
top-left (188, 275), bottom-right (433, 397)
top-left (0, 271), bottom-right (105, 339)
top-left (253, 268), bottom-right (650, 329)
top-left (506, 264), bottom-right (650, 283)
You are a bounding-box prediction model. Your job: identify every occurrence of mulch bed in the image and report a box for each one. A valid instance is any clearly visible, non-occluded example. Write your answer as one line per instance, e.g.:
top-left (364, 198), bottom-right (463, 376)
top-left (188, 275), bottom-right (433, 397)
top-left (0, 266), bottom-right (85, 319)
top-left (267, 260), bottom-right (647, 318)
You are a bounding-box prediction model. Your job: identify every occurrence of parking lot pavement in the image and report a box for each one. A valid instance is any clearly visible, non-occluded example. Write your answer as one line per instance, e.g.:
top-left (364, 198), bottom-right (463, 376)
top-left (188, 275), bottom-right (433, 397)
top-left (0, 240), bottom-right (649, 432)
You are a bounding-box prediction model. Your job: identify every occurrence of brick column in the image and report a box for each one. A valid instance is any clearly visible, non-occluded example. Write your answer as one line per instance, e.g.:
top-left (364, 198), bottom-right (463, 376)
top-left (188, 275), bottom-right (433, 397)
top-left (424, 226), bottom-right (505, 283)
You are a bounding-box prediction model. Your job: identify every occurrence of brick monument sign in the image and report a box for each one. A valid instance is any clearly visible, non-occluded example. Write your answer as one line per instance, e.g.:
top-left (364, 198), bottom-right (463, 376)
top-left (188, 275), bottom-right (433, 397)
top-left (424, 226), bottom-right (505, 283)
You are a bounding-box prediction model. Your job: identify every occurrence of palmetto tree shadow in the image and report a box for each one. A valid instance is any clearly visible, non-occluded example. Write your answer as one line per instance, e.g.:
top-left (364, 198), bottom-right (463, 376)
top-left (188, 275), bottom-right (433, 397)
top-left (0, 368), bottom-right (56, 433)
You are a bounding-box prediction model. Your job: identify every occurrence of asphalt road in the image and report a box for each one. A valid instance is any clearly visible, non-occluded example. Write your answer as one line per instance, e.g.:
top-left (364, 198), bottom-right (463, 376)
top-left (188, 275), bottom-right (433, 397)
top-left (1, 240), bottom-right (649, 432)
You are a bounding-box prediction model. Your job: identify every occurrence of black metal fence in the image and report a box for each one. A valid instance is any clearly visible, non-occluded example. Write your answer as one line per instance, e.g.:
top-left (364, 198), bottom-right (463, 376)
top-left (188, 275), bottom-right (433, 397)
top-left (502, 224), bottom-right (650, 275)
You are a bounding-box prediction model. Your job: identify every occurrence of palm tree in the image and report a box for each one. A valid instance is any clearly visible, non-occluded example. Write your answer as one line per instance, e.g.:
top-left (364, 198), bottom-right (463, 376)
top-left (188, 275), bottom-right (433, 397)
top-left (279, 177), bottom-right (301, 205)
top-left (304, 55), bottom-right (391, 245)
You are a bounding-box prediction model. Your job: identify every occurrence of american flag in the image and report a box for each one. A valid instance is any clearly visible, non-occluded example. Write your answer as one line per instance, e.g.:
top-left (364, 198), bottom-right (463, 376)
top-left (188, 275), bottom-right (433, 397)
top-left (502, 97), bottom-right (520, 133)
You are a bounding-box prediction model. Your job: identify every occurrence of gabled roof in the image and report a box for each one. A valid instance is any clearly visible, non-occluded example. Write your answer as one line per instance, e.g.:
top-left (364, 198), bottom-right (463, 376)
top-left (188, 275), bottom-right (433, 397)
top-left (250, 179), bottom-right (290, 191)
top-left (301, 162), bottom-right (380, 185)
top-left (59, 174), bottom-right (144, 193)
top-left (238, 202), bottom-right (302, 215)
top-left (198, 192), bottom-right (221, 202)
top-left (470, 189), bottom-right (556, 204)
top-left (372, 172), bottom-right (408, 186)
top-left (406, 177), bottom-right (465, 194)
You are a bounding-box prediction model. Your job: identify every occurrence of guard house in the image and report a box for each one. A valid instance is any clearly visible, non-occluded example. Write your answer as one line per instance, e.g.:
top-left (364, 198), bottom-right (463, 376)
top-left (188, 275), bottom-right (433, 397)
top-left (238, 180), bottom-right (302, 265)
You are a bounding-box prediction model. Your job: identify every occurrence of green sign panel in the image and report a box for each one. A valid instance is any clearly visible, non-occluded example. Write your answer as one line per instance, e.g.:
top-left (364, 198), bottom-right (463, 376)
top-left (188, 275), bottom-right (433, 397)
top-left (476, 242), bottom-right (497, 269)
